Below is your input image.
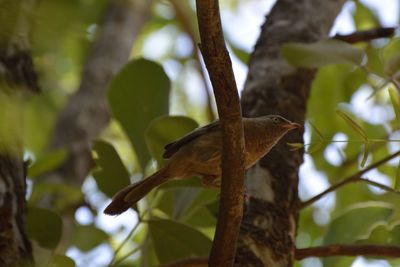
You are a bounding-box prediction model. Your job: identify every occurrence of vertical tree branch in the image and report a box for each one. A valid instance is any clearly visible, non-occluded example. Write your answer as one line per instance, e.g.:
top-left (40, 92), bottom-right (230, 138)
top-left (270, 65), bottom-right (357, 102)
top-left (237, 0), bottom-right (346, 266)
top-left (196, 0), bottom-right (245, 266)
top-left (0, 0), bottom-right (38, 264)
top-left (45, 0), bottom-right (153, 186)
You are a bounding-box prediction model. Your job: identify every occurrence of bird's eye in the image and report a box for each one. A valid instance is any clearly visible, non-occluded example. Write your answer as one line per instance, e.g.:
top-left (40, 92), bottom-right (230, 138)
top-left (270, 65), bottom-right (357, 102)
top-left (273, 117), bottom-right (279, 123)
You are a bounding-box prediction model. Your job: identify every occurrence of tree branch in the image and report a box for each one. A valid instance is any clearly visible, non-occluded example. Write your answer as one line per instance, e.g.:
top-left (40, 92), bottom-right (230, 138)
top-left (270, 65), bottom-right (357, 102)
top-left (300, 150), bottom-right (400, 209)
top-left (296, 244), bottom-right (400, 260)
top-left (333, 27), bottom-right (396, 44)
top-left (196, 1), bottom-right (245, 266)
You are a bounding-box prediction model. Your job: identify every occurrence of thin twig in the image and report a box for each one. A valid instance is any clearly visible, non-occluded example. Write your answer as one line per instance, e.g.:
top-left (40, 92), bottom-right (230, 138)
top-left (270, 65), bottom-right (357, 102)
top-left (196, 0), bottom-right (245, 266)
top-left (362, 177), bottom-right (400, 195)
top-left (108, 220), bottom-right (141, 266)
top-left (300, 150), bottom-right (400, 209)
top-left (296, 244), bottom-right (400, 260)
top-left (333, 27), bottom-right (396, 44)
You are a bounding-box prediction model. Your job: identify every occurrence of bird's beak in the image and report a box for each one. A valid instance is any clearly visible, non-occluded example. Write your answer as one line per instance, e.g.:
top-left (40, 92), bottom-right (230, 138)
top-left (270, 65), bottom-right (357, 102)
top-left (285, 122), bottom-right (301, 130)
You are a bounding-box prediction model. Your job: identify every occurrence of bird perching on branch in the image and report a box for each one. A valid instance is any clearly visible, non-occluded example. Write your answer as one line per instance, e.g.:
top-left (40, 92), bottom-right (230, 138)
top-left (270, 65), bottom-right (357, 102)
top-left (104, 115), bottom-right (300, 215)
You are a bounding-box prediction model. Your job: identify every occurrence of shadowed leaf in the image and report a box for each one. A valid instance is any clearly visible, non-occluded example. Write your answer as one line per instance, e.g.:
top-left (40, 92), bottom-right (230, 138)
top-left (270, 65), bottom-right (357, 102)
top-left (108, 58), bottom-right (170, 169)
top-left (27, 207), bottom-right (62, 249)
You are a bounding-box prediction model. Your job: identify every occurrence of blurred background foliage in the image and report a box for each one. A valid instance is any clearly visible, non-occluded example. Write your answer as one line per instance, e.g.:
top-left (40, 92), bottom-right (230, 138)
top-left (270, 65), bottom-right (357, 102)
top-left (17, 0), bottom-right (400, 266)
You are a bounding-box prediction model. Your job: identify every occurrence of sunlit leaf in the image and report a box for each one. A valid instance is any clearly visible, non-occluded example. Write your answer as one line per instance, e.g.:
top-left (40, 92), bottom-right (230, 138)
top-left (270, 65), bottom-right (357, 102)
top-left (28, 148), bottom-right (67, 178)
top-left (353, 1), bottom-right (381, 30)
top-left (287, 142), bottom-right (304, 150)
top-left (92, 140), bottom-right (131, 198)
top-left (282, 39), bottom-right (365, 68)
top-left (148, 219), bottom-right (212, 263)
top-left (145, 116), bottom-right (198, 167)
top-left (27, 207), bottom-right (62, 249)
top-left (336, 110), bottom-right (368, 141)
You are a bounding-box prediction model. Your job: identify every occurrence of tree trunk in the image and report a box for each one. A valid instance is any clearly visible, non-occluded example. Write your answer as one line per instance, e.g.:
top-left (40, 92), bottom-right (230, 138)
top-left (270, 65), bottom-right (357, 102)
top-left (0, 0), bottom-right (38, 265)
top-left (236, 0), bottom-right (345, 266)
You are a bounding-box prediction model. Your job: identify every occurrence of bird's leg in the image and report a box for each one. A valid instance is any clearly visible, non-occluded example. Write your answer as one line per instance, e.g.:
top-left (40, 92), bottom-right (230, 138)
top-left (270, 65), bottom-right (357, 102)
top-left (201, 175), bottom-right (220, 188)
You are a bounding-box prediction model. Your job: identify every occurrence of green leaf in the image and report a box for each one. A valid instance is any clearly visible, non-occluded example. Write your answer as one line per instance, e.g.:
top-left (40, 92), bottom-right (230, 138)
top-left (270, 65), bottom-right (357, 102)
top-left (145, 116), bottom-right (198, 167)
top-left (49, 255), bottom-right (76, 267)
top-left (108, 58), bottom-right (170, 169)
top-left (70, 225), bottom-right (108, 252)
top-left (287, 142), bottom-right (304, 150)
top-left (384, 54), bottom-right (400, 76)
top-left (394, 159), bottom-right (400, 190)
top-left (148, 219), bottom-right (212, 263)
top-left (353, 1), bottom-right (381, 30)
top-left (28, 148), bottom-right (67, 178)
top-left (27, 207), bottom-right (62, 249)
top-left (360, 142), bottom-right (370, 168)
top-left (389, 86), bottom-right (400, 126)
top-left (324, 201), bottom-right (394, 245)
top-left (309, 122), bottom-right (324, 140)
top-left (282, 39), bottom-right (365, 68)
top-left (336, 110), bottom-right (368, 141)
top-left (92, 140), bottom-right (131, 198)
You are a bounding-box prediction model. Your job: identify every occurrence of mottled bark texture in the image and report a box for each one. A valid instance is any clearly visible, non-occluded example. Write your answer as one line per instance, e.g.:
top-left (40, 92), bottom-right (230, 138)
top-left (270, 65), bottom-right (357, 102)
top-left (236, 0), bottom-right (345, 266)
top-left (44, 0), bottom-right (152, 186)
top-left (0, 0), bottom-right (38, 265)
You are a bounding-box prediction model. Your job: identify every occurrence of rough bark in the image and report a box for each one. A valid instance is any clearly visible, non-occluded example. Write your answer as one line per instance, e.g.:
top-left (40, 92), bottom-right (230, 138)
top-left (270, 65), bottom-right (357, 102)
top-left (236, 0), bottom-right (346, 266)
top-left (45, 0), bottom-right (153, 186)
top-left (0, 0), bottom-right (38, 265)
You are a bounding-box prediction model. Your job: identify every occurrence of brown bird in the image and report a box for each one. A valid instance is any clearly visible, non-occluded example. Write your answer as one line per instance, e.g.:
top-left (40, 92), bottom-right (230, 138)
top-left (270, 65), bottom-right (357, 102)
top-left (104, 115), bottom-right (300, 215)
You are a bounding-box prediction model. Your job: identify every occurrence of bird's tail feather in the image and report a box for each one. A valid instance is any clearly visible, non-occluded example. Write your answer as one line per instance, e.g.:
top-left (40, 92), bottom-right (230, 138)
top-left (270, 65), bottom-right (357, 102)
top-left (104, 169), bottom-right (169, 215)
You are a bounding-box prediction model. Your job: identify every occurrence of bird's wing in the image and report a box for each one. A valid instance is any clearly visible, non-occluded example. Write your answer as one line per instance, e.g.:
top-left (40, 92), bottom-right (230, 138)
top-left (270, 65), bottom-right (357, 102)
top-left (163, 120), bottom-right (220, 159)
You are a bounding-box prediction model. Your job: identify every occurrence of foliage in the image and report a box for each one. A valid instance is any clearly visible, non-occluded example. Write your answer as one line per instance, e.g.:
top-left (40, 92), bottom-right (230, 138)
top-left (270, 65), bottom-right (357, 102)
top-left (8, 0), bottom-right (399, 266)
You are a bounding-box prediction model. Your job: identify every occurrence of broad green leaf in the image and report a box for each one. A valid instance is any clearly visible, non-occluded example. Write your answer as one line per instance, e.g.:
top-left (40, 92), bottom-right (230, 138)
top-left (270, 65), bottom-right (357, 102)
top-left (145, 116), bottom-right (198, 167)
top-left (336, 110), bottom-right (368, 141)
top-left (70, 225), bottom-right (108, 252)
top-left (324, 201), bottom-right (394, 245)
top-left (27, 207), bottom-right (62, 249)
top-left (108, 58), bottom-right (170, 169)
top-left (148, 219), bottom-right (212, 263)
top-left (282, 39), bottom-right (365, 68)
top-left (28, 148), bottom-right (67, 178)
top-left (49, 255), bottom-right (75, 267)
top-left (92, 140), bottom-right (131, 198)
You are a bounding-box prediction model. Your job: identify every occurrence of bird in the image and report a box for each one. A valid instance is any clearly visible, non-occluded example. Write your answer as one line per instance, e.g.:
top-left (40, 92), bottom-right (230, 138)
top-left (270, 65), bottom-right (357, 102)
top-left (104, 115), bottom-right (300, 215)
